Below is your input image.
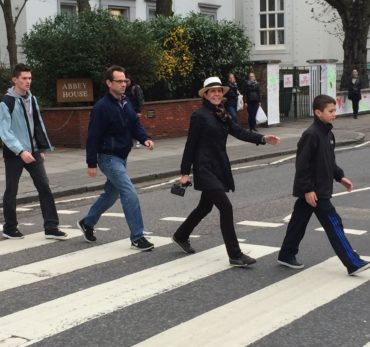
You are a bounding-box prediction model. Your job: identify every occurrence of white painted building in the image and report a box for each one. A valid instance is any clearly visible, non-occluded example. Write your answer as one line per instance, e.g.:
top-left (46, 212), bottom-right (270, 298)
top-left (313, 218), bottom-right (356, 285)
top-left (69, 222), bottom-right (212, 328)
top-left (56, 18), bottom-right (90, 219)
top-left (0, 0), bottom-right (362, 67)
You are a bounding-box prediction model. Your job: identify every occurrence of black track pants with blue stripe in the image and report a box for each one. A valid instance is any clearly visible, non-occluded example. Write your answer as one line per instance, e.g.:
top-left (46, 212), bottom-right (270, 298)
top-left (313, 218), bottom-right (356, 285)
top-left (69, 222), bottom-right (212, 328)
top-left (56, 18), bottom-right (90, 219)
top-left (279, 198), bottom-right (363, 272)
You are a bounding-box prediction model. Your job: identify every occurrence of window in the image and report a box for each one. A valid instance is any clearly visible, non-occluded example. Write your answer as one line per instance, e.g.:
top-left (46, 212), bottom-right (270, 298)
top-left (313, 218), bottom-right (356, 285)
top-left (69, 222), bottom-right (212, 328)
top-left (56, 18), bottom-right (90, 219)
top-left (198, 3), bottom-right (220, 21)
top-left (109, 7), bottom-right (130, 20)
top-left (60, 1), bottom-right (77, 15)
top-left (146, 1), bottom-right (156, 20)
top-left (259, 0), bottom-right (284, 46)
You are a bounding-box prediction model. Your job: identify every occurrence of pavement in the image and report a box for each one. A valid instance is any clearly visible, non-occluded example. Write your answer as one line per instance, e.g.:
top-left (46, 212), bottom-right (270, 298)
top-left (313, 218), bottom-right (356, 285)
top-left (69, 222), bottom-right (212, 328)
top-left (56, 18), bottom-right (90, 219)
top-left (0, 113), bottom-right (369, 206)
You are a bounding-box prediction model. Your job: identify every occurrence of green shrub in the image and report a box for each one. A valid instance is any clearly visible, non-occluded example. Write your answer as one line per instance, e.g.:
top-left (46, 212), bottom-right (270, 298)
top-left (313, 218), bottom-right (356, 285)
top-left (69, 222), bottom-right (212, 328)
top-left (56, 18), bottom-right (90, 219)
top-left (22, 10), bottom-right (161, 106)
top-left (0, 65), bottom-right (11, 100)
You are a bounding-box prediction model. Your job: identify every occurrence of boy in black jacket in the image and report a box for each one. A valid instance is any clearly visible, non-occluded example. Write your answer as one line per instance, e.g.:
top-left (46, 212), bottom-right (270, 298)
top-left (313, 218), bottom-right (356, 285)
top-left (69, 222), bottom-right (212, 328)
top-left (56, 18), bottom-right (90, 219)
top-left (278, 94), bottom-right (370, 276)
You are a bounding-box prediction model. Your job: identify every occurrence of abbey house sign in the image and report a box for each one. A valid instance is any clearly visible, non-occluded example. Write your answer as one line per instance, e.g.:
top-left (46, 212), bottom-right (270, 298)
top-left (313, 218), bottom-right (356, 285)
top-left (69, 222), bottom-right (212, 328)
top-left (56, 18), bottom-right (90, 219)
top-left (56, 78), bottom-right (93, 103)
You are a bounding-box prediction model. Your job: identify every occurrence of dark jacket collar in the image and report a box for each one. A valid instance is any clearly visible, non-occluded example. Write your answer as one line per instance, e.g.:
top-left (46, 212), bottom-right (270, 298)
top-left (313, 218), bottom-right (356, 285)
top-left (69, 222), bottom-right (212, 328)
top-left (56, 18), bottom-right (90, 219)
top-left (314, 116), bottom-right (333, 133)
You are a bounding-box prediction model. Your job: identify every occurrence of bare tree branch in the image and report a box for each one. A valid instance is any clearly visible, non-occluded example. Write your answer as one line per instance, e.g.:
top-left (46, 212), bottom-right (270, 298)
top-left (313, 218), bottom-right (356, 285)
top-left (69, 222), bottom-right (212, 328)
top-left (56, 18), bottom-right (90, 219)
top-left (14, 0), bottom-right (28, 26)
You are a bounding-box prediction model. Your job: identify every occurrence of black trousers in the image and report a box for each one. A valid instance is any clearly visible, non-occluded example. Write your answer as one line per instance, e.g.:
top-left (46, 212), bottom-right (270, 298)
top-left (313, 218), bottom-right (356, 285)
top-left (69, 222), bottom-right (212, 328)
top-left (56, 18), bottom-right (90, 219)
top-left (279, 198), bottom-right (363, 272)
top-left (247, 101), bottom-right (259, 130)
top-left (2, 152), bottom-right (59, 232)
top-left (352, 98), bottom-right (359, 115)
top-left (174, 190), bottom-right (242, 259)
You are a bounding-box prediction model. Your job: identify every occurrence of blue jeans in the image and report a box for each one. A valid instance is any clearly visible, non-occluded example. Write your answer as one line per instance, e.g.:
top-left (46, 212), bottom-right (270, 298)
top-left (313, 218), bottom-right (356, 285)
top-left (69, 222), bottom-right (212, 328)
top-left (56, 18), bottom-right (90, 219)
top-left (84, 154), bottom-right (144, 241)
top-left (226, 105), bottom-right (239, 124)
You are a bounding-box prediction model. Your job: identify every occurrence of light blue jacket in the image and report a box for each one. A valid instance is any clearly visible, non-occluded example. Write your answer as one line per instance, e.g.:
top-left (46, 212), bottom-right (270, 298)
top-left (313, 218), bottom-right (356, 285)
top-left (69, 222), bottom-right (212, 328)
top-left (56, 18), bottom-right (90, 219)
top-left (0, 90), bottom-right (53, 159)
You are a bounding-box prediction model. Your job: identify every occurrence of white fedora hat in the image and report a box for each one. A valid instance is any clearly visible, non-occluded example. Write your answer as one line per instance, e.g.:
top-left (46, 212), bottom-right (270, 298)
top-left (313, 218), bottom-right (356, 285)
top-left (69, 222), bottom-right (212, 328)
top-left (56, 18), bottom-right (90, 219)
top-left (198, 76), bottom-right (229, 98)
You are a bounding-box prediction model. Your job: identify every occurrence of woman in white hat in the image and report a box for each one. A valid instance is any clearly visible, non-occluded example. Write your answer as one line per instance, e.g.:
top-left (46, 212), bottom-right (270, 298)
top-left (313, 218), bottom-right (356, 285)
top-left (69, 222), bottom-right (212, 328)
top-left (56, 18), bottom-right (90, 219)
top-left (172, 76), bottom-right (280, 267)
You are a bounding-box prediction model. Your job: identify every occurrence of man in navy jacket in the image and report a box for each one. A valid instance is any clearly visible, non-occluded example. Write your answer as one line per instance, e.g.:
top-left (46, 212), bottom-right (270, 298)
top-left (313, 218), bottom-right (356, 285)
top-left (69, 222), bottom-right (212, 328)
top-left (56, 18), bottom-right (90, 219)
top-left (78, 65), bottom-right (155, 251)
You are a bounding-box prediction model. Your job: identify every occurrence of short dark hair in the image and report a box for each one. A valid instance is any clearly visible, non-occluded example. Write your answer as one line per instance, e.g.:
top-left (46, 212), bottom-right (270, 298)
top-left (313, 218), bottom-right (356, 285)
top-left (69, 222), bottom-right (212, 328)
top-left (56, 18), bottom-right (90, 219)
top-left (312, 94), bottom-right (336, 112)
top-left (104, 65), bottom-right (125, 82)
top-left (12, 63), bottom-right (31, 78)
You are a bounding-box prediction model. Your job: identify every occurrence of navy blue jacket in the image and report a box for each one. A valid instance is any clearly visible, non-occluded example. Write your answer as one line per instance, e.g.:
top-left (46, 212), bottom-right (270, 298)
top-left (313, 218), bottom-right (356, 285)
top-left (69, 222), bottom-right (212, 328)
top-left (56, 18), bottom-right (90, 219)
top-left (293, 117), bottom-right (344, 199)
top-left (86, 92), bottom-right (149, 168)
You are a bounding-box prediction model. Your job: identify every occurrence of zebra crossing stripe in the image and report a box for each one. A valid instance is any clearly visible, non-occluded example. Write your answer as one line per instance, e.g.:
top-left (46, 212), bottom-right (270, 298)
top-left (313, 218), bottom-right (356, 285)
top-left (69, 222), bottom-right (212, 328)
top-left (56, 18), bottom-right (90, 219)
top-left (0, 244), bottom-right (278, 346)
top-left (315, 227), bottom-right (367, 235)
top-left (0, 228), bottom-right (81, 256)
top-left (237, 221), bottom-right (284, 228)
top-left (0, 236), bottom-right (172, 293)
top-left (134, 256), bottom-right (370, 347)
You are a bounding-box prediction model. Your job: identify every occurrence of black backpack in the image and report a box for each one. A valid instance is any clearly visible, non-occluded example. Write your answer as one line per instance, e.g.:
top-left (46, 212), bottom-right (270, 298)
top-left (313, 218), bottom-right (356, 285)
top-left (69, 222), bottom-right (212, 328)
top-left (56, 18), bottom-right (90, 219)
top-left (2, 95), bottom-right (16, 115)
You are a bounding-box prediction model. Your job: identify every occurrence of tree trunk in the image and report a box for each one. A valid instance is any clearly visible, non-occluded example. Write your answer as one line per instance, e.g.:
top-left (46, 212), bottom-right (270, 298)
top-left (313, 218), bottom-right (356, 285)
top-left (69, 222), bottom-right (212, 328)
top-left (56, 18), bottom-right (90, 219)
top-left (77, 0), bottom-right (91, 13)
top-left (155, 0), bottom-right (173, 17)
top-left (1, 0), bottom-right (18, 68)
top-left (325, 0), bottom-right (370, 89)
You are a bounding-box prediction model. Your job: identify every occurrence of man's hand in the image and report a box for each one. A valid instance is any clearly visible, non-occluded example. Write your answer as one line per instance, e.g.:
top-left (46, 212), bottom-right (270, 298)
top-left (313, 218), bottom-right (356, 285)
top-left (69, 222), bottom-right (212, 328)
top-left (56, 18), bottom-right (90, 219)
top-left (87, 168), bottom-right (97, 177)
top-left (40, 152), bottom-right (45, 161)
top-left (340, 177), bottom-right (353, 192)
top-left (144, 140), bottom-right (154, 150)
top-left (20, 150), bottom-right (36, 164)
top-left (305, 191), bottom-right (318, 208)
top-left (263, 135), bottom-right (281, 145)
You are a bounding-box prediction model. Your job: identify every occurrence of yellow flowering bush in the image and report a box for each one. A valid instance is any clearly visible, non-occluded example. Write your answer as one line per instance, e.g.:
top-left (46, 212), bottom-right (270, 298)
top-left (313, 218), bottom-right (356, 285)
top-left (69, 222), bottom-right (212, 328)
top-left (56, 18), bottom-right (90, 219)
top-left (158, 26), bottom-right (193, 80)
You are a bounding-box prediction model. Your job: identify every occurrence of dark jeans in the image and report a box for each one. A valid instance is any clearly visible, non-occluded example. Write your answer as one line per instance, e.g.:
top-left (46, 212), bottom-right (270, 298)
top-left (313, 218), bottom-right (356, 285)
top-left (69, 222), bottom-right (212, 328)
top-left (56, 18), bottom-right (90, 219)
top-left (3, 152), bottom-right (59, 232)
top-left (247, 101), bottom-right (259, 130)
top-left (279, 198), bottom-right (363, 272)
top-left (351, 98), bottom-right (359, 115)
top-left (226, 105), bottom-right (239, 124)
top-left (174, 190), bottom-right (242, 258)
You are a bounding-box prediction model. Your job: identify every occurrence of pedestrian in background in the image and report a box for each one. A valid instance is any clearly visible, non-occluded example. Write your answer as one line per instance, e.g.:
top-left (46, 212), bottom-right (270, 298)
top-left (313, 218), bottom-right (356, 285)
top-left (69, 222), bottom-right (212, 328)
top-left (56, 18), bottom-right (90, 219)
top-left (0, 63), bottom-right (67, 240)
top-left (126, 74), bottom-right (145, 148)
top-left (77, 65), bottom-right (154, 251)
top-left (347, 68), bottom-right (362, 119)
top-left (172, 76), bottom-right (280, 267)
top-left (278, 94), bottom-right (370, 276)
top-left (242, 72), bottom-right (261, 131)
top-left (224, 73), bottom-right (240, 124)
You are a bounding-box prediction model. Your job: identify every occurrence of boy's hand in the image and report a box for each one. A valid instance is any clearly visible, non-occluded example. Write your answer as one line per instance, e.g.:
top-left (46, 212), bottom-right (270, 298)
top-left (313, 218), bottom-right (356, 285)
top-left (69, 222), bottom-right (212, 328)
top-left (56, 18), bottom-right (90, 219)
top-left (263, 135), bottom-right (281, 145)
top-left (144, 140), bottom-right (154, 150)
top-left (340, 177), bottom-right (353, 192)
top-left (305, 191), bottom-right (318, 207)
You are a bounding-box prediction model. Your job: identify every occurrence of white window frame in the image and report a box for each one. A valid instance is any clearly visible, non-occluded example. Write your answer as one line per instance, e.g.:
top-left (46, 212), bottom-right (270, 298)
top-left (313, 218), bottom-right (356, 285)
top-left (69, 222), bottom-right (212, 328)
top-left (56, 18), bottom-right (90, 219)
top-left (100, 1), bottom-right (135, 21)
top-left (59, 0), bottom-right (77, 15)
top-left (108, 6), bottom-right (130, 20)
top-left (198, 2), bottom-right (220, 21)
top-left (258, 0), bottom-right (285, 49)
top-left (146, 1), bottom-right (156, 20)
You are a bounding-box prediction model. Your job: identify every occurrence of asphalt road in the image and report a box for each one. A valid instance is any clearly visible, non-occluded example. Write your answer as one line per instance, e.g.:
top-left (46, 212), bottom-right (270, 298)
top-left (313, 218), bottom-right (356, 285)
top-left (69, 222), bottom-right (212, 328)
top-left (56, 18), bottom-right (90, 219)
top-left (0, 143), bottom-right (370, 347)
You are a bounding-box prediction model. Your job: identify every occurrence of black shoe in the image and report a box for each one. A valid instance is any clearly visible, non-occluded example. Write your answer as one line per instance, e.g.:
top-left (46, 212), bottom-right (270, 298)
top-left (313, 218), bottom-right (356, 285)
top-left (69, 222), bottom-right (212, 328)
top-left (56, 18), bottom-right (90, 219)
top-left (278, 256), bottom-right (304, 269)
top-left (131, 236), bottom-right (154, 251)
top-left (353, 114), bottom-right (358, 119)
top-left (45, 229), bottom-right (68, 240)
top-left (348, 261), bottom-right (370, 276)
top-left (77, 219), bottom-right (96, 243)
top-left (172, 235), bottom-right (195, 254)
top-left (229, 253), bottom-right (256, 267)
top-left (3, 229), bottom-right (24, 239)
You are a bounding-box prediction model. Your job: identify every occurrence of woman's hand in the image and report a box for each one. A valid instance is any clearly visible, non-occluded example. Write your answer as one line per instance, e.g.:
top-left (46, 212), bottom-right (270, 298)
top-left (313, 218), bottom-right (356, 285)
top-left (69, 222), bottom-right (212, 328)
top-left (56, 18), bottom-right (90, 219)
top-left (179, 175), bottom-right (191, 185)
top-left (263, 135), bottom-right (281, 145)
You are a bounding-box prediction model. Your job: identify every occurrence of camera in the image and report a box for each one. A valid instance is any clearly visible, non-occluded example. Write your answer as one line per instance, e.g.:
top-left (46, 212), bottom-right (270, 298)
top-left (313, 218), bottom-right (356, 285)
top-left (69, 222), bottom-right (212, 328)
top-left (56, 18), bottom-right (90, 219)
top-left (170, 182), bottom-right (192, 197)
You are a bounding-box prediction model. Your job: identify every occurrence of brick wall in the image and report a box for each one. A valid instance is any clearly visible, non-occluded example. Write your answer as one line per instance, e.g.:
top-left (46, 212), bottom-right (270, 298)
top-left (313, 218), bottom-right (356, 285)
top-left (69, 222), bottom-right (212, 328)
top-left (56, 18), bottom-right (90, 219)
top-left (42, 98), bottom-right (247, 148)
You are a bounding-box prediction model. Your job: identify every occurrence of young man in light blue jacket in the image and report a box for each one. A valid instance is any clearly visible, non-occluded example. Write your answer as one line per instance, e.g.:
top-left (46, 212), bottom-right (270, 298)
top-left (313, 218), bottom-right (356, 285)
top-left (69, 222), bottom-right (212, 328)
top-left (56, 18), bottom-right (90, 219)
top-left (0, 63), bottom-right (67, 240)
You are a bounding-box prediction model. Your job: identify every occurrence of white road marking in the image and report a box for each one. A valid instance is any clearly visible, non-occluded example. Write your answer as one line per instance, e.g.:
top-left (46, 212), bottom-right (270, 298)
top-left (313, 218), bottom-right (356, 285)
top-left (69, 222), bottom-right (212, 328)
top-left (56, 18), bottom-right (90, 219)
top-left (315, 227), bottom-right (367, 235)
top-left (135, 256), bottom-right (370, 347)
top-left (141, 177), bottom-right (179, 190)
top-left (19, 223), bottom-right (35, 226)
top-left (189, 235), bottom-right (200, 238)
top-left (57, 210), bottom-right (80, 215)
top-left (231, 164), bottom-right (268, 171)
top-left (16, 207), bottom-right (31, 212)
top-left (362, 342), bottom-right (370, 347)
top-left (237, 238), bottom-right (246, 242)
top-left (237, 221), bottom-right (284, 228)
top-left (96, 227), bottom-right (111, 231)
top-left (283, 214), bottom-right (291, 222)
top-left (0, 244), bottom-right (278, 345)
top-left (143, 231), bottom-right (153, 235)
top-left (333, 186), bottom-right (370, 197)
top-left (160, 217), bottom-right (186, 222)
top-left (0, 228), bottom-right (81, 256)
top-left (102, 212), bottom-right (125, 218)
top-left (270, 155), bottom-right (296, 165)
top-left (58, 225), bottom-right (72, 228)
top-left (336, 141), bottom-right (370, 151)
top-left (24, 195), bottom-right (99, 208)
top-left (0, 236), bottom-right (172, 293)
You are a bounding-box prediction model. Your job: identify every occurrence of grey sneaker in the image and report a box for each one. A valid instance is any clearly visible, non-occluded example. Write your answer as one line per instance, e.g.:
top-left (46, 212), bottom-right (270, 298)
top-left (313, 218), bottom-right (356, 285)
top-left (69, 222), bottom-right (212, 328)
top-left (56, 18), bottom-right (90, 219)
top-left (278, 256), bottom-right (304, 269)
top-left (131, 236), bottom-right (154, 251)
top-left (172, 235), bottom-right (195, 254)
top-left (348, 261), bottom-right (370, 276)
top-left (229, 253), bottom-right (256, 267)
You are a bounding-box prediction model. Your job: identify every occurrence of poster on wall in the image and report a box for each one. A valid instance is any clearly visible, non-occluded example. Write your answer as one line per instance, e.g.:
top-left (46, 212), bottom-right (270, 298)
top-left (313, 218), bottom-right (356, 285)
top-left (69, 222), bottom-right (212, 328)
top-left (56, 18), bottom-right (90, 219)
top-left (283, 74), bottom-right (293, 88)
top-left (299, 73), bottom-right (310, 87)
